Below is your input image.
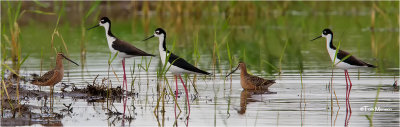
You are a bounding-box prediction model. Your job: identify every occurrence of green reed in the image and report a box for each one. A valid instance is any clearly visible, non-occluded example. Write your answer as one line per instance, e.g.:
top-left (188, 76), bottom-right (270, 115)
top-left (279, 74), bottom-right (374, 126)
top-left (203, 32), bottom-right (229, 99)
top-left (80, 1), bottom-right (101, 67)
top-left (130, 60), bottom-right (136, 92)
top-left (365, 85), bottom-right (381, 126)
top-left (106, 52), bottom-right (118, 109)
top-left (191, 32), bottom-right (200, 92)
top-left (278, 40), bottom-right (289, 76)
top-left (1, 41), bottom-right (6, 117)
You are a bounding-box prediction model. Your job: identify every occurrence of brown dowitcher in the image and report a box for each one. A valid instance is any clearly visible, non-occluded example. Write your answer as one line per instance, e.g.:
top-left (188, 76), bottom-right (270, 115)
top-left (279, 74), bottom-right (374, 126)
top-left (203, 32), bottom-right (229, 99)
top-left (226, 62), bottom-right (275, 90)
top-left (31, 53), bottom-right (78, 107)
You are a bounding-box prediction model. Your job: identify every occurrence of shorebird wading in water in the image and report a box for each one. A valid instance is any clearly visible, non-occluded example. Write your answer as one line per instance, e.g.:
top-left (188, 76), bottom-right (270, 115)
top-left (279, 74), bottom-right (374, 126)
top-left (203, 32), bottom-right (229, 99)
top-left (226, 62), bottom-right (275, 91)
top-left (88, 17), bottom-right (155, 92)
top-left (311, 28), bottom-right (376, 126)
top-left (143, 28), bottom-right (211, 125)
top-left (31, 53), bottom-right (79, 108)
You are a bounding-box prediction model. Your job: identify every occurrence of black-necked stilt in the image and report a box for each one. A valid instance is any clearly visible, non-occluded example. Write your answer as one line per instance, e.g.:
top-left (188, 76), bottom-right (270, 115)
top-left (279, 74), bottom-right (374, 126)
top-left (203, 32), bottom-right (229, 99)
top-left (88, 17), bottom-right (155, 116)
top-left (226, 62), bottom-right (275, 91)
top-left (311, 28), bottom-right (376, 126)
top-left (88, 17), bottom-right (155, 89)
top-left (143, 28), bottom-right (211, 124)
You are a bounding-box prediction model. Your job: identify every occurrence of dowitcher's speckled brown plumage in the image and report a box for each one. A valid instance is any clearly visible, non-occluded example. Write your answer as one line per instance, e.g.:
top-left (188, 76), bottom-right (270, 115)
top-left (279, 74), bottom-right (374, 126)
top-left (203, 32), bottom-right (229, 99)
top-left (226, 62), bottom-right (275, 90)
top-left (31, 53), bottom-right (78, 89)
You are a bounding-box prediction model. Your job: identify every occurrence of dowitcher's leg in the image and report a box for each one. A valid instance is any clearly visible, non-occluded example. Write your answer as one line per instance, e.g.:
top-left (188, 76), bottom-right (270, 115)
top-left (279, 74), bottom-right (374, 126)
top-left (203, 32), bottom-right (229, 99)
top-left (50, 86), bottom-right (54, 113)
top-left (179, 74), bottom-right (190, 124)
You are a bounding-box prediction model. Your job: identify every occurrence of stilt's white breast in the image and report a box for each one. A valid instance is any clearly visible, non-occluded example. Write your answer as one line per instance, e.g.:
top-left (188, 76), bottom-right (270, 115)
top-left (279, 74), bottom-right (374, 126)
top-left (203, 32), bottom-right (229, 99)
top-left (325, 35), bottom-right (363, 69)
top-left (159, 49), bottom-right (191, 74)
top-left (106, 36), bottom-right (116, 53)
top-left (105, 33), bottom-right (132, 58)
top-left (158, 40), bottom-right (195, 74)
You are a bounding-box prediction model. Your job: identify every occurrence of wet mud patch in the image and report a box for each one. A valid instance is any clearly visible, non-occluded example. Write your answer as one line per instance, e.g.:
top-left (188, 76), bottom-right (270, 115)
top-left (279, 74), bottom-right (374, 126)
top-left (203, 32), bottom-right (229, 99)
top-left (0, 75), bottom-right (132, 126)
top-left (1, 98), bottom-right (64, 126)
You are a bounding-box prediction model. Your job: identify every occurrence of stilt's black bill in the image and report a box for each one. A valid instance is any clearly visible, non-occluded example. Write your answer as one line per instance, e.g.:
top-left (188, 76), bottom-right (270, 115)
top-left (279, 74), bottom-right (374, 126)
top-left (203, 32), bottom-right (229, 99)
top-left (226, 65), bottom-right (240, 78)
top-left (310, 35), bottom-right (322, 41)
top-left (87, 24), bottom-right (99, 30)
top-left (143, 35), bottom-right (155, 41)
top-left (61, 54), bottom-right (79, 66)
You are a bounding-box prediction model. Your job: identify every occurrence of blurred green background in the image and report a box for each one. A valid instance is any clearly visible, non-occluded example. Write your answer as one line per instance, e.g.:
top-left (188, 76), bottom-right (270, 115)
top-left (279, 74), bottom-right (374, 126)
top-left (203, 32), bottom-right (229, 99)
top-left (1, 1), bottom-right (398, 75)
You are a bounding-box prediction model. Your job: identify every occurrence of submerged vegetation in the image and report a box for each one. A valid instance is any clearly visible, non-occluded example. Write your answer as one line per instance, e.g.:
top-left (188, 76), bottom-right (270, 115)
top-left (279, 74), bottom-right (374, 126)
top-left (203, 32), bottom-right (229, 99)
top-left (0, 1), bottom-right (398, 126)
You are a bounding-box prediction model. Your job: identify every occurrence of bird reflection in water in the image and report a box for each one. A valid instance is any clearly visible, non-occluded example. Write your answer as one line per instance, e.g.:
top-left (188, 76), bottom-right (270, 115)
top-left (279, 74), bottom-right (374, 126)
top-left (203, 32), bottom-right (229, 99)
top-left (238, 90), bottom-right (277, 115)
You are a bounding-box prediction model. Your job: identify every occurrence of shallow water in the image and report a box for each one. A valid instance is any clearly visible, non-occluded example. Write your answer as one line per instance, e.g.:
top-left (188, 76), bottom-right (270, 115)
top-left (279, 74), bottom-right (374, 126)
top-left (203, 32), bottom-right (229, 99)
top-left (2, 1), bottom-right (399, 126)
top-left (9, 52), bottom-right (398, 126)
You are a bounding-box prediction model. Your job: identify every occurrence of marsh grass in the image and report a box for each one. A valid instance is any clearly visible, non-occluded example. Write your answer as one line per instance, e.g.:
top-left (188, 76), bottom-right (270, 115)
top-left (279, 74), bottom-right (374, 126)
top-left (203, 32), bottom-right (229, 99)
top-left (106, 52), bottom-right (118, 109)
top-left (1, 1), bottom-right (398, 125)
top-left (278, 40), bottom-right (289, 76)
top-left (299, 64), bottom-right (306, 126)
top-left (3, 1), bottom-right (32, 116)
top-left (192, 32), bottom-right (200, 93)
top-left (1, 43), bottom-right (7, 116)
top-left (365, 85), bottom-right (381, 126)
top-left (130, 61), bottom-right (136, 92)
top-left (80, 1), bottom-right (101, 67)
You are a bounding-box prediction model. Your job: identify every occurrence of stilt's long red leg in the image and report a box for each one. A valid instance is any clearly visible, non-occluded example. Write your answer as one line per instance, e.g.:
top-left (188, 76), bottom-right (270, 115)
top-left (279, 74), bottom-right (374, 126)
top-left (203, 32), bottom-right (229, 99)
top-left (179, 74), bottom-right (190, 126)
top-left (122, 58), bottom-right (127, 117)
top-left (175, 75), bottom-right (178, 122)
top-left (122, 58), bottom-right (128, 93)
top-left (346, 70), bottom-right (352, 124)
top-left (344, 70), bottom-right (349, 126)
top-left (122, 59), bottom-right (126, 92)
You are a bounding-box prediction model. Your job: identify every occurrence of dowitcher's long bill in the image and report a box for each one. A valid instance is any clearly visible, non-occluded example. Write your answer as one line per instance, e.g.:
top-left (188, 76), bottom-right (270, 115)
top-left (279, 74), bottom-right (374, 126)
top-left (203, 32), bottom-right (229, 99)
top-left (60, 54), bottom-right (79, 66)
top-left (312, 28), bottom-right (376, 126)
top-left (226, 64), bottom-right (240, 78)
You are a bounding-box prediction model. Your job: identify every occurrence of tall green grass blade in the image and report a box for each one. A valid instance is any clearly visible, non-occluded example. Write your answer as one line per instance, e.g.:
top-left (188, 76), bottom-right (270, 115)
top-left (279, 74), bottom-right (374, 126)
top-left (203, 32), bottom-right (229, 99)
top-left (2, 64), bottom-right (20, 77)
top-left (263, 60), bottom-right (279, 71)
top-left (28, 10), bottom-right (55, 15)
top-left (2, 80), bottom-right (13, 110)
top-left (279, 40), bottom-right (289, 74)
top-left (17, 54), bottom-right (29, 67)
top-left (332, 42), bottom-right (341, 66)
top-left (84, 1), bottom-right (101, 19)
top-left (109, 52), bottom-right (118, 64)
top-left (14, 2), bottom-right (22, 23)
top-left (226, 42), bottom-right (232, 67)
top-left (33, 0), bottom-right (49, 8)
top-left (334, 54), bottom-right (352, 66)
